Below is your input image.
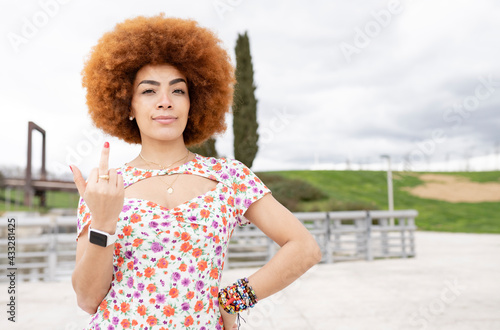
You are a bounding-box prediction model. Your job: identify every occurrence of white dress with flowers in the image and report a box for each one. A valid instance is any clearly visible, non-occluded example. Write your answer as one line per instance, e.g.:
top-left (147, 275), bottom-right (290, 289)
top-left (76, 154), bottom-right (271, 330)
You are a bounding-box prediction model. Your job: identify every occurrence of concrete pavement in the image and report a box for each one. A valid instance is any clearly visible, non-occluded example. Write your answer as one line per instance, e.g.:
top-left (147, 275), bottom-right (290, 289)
top-left (1, 231), bottom-right (499, 329)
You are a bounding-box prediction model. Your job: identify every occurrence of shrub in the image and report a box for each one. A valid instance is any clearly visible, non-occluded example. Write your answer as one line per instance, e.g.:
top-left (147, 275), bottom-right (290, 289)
top-left (257, 173), bottom-right (328, 211)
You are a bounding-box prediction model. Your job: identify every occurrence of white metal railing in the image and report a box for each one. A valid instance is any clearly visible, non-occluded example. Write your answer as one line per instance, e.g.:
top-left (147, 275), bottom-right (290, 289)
top-left (0, 215), bottom-right (76, 281)
top-left (225, 210), bottom-right (417, 267)
top-left (0, 210), bottom-right (417, 281)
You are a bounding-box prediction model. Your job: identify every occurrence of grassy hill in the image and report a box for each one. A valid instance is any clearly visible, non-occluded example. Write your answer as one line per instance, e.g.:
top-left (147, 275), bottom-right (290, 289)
top-left (1, 170), bottom-right (499, 234)
top-left (262, 170), bottom-right (500, 234)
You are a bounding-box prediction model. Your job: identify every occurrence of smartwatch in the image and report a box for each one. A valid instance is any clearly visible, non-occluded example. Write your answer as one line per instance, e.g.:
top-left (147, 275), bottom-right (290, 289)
top-left (88, 227), bottom-right (118, 247)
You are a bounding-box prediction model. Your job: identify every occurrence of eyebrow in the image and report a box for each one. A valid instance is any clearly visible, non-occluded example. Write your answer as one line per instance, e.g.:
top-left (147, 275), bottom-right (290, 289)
top-left (169, 78), bottom-right (187, 86)
top-left (137, 78), bottom-right (187, 88)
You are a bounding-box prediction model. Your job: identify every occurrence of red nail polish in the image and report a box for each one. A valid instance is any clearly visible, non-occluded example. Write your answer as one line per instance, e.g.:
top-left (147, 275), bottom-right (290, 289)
top-left (104, 142), bottom-right (109, 148)
top-left (69, 165), bottom-right (73, 173)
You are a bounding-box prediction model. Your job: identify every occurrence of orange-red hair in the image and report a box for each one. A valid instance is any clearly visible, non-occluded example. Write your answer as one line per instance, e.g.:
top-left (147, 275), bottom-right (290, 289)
top-left (81, 14), bottom-right (235, 146)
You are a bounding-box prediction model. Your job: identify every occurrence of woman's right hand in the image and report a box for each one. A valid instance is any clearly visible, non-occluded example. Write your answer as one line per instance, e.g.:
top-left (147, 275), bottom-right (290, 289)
top-left (219, 305), bottom-right (238, 330)
top-left (70, 142), bottom-right (124, 234)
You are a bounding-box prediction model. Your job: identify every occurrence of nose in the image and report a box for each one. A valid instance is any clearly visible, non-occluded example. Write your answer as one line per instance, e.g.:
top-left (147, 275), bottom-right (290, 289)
top-left (156, 91), bottom-right (172, 109)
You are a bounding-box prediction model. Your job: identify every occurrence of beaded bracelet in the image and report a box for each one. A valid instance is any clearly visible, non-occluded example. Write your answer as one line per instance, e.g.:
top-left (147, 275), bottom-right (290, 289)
top-left (218, 277), bottom-right (258, 314)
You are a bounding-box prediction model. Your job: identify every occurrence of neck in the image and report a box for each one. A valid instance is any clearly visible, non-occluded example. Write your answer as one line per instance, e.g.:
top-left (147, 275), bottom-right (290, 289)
top-left (138, 137), bottom-right (190, 167)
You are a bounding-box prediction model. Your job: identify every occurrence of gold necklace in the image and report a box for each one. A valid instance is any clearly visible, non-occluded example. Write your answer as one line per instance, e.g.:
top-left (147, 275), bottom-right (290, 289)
top-left (162, 173), bottom-right (182, 194)
top-left (139, 149), bottom-right (190, 170)
top-left (139, 150), bottom-right (190, 194)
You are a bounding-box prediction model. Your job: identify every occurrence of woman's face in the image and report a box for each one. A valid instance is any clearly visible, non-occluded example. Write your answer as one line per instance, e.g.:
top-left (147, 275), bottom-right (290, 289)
top-left (130, 63), bottom-right (190, 145)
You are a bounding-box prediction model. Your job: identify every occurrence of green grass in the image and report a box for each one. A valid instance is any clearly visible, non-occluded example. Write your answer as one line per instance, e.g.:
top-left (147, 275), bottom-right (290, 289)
top-left (265, 170), bottom-right (500, 234)
top-left (441, 171), bottom-right (500, 183)
top-left (0, 188), bottom-right (80, 213)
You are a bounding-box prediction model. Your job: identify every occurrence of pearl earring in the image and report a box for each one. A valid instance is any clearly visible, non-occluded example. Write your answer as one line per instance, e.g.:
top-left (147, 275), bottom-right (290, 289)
top-left (129, 116), bottom-right (134, 121)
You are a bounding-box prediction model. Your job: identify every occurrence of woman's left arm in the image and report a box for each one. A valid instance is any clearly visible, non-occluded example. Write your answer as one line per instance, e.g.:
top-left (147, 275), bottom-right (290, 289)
top-left (219, 193), bottom-right (322, 328)
top-left (244, 193), bottom-right (322, 300)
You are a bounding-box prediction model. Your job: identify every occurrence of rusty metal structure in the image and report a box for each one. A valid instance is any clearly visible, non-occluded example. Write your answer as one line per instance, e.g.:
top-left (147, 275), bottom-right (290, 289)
top-left (3, 121), bottom-right (77, 208)
top-left (26, 121), bottom-right (47, 207)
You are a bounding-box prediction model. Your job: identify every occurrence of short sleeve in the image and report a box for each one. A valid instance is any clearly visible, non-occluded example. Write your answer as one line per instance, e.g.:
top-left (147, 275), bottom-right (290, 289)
top-left (76, 196), bottom-right (92, 240)
top-left (227, 159), bottom-right (271, 226)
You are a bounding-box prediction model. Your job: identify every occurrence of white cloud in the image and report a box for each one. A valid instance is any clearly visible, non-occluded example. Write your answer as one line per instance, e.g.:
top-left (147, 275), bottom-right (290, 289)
top-left (1, 0), bottom-right (499, 177)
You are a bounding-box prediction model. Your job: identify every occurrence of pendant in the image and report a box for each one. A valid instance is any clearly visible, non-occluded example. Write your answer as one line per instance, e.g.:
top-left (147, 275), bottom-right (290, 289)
top-left (167, 187), bottom-right (174, 194)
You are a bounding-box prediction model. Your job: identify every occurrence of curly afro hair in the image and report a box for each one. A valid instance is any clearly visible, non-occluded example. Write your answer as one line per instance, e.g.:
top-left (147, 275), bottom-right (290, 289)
top-left (81, 14), bottom-right (235, 146)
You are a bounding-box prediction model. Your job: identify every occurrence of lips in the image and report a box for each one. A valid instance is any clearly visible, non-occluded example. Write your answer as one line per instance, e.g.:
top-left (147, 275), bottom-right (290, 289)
top-left (153, 115), bottom-right (177, 124)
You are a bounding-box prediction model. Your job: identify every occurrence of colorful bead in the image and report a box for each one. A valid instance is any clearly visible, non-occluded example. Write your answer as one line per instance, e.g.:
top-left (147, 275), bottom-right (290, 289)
top-left (218, 277), bottom-right (258, 314)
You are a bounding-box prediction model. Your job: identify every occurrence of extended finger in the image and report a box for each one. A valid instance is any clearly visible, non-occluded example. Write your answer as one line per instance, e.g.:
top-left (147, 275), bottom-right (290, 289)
top-left (109, 170), bottom-right (125, 191)
top-left (99, 142), bottom-right (110, 176)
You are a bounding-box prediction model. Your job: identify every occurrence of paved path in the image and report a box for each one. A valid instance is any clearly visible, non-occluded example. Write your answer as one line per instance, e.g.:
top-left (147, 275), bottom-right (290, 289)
top-left (1, 231), bottom-right (499, 329)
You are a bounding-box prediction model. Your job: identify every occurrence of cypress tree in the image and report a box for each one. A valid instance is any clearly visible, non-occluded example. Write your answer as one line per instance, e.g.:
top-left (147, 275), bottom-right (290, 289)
top-left (189, 138), bottom-right (218, 158)
top-left (233, 31), bottom-right (259, 168)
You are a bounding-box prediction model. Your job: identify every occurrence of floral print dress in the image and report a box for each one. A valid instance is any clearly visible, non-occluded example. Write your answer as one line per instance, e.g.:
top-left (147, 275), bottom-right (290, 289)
top-left (76, 154), bottom-right (271, 330)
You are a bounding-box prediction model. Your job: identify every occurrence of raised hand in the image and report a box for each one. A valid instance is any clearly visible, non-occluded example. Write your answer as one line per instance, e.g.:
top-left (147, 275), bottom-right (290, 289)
top-left (70, 142), bottom-right (124, 234)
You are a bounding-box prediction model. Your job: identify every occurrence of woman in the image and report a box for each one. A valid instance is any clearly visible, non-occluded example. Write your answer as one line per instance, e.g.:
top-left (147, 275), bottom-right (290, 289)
top-left (71, 14), bottom-right (321, 330)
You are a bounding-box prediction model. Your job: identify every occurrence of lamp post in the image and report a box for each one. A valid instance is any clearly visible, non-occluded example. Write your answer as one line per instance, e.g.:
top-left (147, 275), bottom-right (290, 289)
top-left (381, 155), bottom-right (394, 225)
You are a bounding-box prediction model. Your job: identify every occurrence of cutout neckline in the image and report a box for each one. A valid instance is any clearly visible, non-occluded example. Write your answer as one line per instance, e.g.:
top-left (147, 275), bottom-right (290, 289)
top-left (124, 181), bottom-right (223, 212)
top-left (121, 154), bottom-right (222, 211)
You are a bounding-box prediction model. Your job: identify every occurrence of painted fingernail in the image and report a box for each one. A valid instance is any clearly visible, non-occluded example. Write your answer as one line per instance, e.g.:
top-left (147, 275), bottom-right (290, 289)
top-left (104, 142), bottom-right (109, 148)
top-left (69, 165), bottom-right (73, 173)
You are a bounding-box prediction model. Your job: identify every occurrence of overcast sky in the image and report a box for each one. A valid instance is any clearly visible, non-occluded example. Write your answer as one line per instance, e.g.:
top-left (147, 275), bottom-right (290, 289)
top-left (1, 0), bottom-right (499, 179)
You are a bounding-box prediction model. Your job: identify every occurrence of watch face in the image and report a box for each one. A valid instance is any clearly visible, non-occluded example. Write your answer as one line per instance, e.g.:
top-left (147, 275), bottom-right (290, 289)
top-left (89, 230), bottom-right (108, 247)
